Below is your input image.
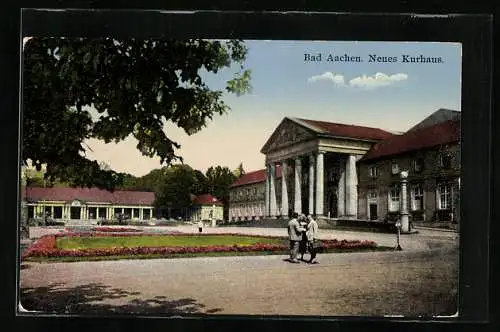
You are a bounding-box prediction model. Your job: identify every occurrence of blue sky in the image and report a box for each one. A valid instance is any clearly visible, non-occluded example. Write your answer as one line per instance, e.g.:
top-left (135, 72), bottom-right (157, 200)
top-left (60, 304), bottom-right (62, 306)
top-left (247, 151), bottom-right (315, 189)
top-left (81, 40), bottom-right (462, 176)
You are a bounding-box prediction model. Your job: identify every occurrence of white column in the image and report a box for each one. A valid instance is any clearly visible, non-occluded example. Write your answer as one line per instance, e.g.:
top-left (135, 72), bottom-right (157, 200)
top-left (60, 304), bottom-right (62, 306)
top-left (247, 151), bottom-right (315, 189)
top-left (281, 160), bottom-right (289, 218)
top-left (294, 157), bottom-right (302, 214)
top-left (265, 164), bottom-right (270, 217)
top-left (315, 152), bottom-right (324, 216)
top-left (400, 171), bottom-right (410, 232)
top-left (269, 163), bottom-right (278, 217)
top-left (345, 154), bottom-right (358, 218)
top-left (140, 208), bottom-right (144, 220)
top-left (338, 158), bottom-right (346, 217)
top-left (309, 154), bottom-right (315, 216)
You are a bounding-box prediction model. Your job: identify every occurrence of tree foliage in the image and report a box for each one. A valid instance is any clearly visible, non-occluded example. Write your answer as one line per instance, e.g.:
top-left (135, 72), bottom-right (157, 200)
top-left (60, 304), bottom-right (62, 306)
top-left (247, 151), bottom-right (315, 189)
top-left (234, 162), bottom-right (245, 178)
top-left (154, 165), bottom-right (202, 218)
top-left (23, 37), bottom-right (251, 190)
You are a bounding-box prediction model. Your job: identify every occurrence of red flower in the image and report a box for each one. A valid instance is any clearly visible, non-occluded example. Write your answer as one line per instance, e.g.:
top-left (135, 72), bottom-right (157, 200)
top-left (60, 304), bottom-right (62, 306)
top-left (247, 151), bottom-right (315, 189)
top-left (21, 234), bottom-right (379, 259)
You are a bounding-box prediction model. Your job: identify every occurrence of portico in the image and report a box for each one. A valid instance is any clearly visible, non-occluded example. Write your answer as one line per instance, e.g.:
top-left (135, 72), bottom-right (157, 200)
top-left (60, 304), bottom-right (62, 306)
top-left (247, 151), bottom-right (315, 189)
top-left (260, 117), bottom-right (393, 220)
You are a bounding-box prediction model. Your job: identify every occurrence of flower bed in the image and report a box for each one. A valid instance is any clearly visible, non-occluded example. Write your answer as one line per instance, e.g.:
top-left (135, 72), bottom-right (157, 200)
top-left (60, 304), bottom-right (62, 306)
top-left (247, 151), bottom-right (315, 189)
top-left (92, 227), bottom-right (143, 233)
top-left (22, 233), bottom-right (378, 259)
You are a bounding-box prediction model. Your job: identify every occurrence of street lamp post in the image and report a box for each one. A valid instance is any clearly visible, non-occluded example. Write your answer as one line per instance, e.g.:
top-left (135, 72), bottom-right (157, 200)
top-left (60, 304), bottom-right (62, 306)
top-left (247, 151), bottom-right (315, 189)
top-left (211, 197), bottom-right (217, 227)
top-left (399, 170), bottom-right (410, 232)
top-left (395, 220), bottom-right (402, 251)
top-left (394, 170), bottom-right (409, 251)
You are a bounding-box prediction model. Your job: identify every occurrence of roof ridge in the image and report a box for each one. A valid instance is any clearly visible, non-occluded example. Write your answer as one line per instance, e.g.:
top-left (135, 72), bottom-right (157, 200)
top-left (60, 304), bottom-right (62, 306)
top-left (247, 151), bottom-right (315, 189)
top-left (295, 117), bottom-right (392, 133)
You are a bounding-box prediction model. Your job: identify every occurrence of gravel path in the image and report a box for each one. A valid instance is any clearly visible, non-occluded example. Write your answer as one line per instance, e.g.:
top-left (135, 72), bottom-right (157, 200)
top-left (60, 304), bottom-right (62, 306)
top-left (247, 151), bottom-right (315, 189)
top-left (20, 229), bottom-right (459, 317)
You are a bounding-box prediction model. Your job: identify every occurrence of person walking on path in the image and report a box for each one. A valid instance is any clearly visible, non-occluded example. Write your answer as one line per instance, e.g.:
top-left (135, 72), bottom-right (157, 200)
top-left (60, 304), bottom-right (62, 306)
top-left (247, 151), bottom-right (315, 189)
top-left (298, 214), bottom-right (308, 261)
top-left (198, 220), bottom-right (203, 233)
top-left (287, 212), bottom-right (306, 263)
top-left (306, 215), bottom-right (319, 264)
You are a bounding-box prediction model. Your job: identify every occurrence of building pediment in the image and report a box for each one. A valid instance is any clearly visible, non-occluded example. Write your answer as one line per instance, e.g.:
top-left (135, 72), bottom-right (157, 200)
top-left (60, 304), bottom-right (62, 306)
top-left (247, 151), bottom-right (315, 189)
top-left (261, 118), bottom-right (317, 154)
top-left (69, 199), bottom-right (86, 207)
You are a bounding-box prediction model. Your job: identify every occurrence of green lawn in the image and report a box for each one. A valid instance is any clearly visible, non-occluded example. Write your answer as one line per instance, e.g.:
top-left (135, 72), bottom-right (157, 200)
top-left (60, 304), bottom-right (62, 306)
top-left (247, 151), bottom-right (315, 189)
top-left (57, 235), bottom-right (284, 250)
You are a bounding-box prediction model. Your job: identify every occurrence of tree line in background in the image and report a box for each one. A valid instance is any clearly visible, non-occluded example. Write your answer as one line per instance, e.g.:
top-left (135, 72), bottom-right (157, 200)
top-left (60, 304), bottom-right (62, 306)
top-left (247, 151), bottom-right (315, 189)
top-left (25, 162), bottom-right (246, 221)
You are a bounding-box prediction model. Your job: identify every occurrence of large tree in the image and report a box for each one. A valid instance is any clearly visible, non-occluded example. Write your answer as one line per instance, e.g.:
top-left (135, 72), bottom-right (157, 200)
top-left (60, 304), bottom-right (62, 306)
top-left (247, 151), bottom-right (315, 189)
top-left (192, 170), bottom-right (208, 196)
top-left (205, 166), bottom-right (237, 220)
top-left (155, 165), bottom-right (200, 219)
top-left (23, 38), bottom-right (251, 190)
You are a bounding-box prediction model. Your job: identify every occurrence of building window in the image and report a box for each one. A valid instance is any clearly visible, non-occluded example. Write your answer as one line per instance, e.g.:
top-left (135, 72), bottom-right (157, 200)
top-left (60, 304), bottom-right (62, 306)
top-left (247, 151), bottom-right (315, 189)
top-left (88, 207), bottom-right (97, 219)
top-left (133, 208), bottom-right (140, 219)
top-left (440, 153), bottom-right (452, 168)
top-left (302, 172), bottom-right (309, 186)
top-left (98, 207), bottom-right (107, 219)
top-left (411, 184), bottom-right (424, 211)
top-left (389, 186), bottom-right (400, 212)
top-left (412, 158), bottom-right (424, 173)
top-left (437, 183), bottom-right (452, 210)
top-left (368, 191), bottom-right (377, 200)
top-left (369, 166), bottom-right (378, 178)
top-left (143, 209), bottom-right (151, 220)
top-left (391, 162), bottom-right (400, 175)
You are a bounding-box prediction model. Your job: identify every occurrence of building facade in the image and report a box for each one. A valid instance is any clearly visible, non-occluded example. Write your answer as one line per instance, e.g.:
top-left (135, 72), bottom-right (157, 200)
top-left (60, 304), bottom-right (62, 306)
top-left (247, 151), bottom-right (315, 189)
top-left (229, 117), bottom-right (393, 221)
top-left (229, 168), bottom-right (282, 221)
top-left (229, 109), bottom-right (461, 229)
top-left (24, 187), bottom-right (156, 224)
top-left (189, 194), bottom-right (224, 222)
top-left (357, 118), bottom-right (460, 225)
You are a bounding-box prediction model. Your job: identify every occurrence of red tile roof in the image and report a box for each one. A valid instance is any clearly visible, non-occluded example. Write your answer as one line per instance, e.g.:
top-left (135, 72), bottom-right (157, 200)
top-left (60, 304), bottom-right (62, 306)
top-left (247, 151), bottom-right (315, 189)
top-left (24, 187), bottom-right (155, 205)
top-left (296, 118), bottom-right (394, 141)
top-left (360, 119), bottom-right (460, 162)
top-left (230, 166), bottom-right (282, 188)
top-left (192, 194), bottom-right (223, 206)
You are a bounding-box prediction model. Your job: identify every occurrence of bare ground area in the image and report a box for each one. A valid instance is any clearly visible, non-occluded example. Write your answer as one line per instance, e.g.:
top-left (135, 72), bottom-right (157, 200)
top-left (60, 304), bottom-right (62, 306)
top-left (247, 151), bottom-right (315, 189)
top-left (20, 244), bottom-right (458, 317)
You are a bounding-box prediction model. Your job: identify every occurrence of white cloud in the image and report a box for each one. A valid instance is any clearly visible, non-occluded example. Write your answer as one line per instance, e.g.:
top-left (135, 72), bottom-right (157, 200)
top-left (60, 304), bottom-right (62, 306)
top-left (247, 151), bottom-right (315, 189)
top-left (307, 72), bottom-right (346, 86)
top-left (308, 71), bottom-right (408, 90)
top-left (348, 72), bottom-right (408, 89)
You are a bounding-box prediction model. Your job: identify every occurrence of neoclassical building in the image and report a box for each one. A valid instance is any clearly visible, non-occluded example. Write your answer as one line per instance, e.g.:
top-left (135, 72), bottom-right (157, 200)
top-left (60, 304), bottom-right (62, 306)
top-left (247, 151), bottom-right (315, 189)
top-left (229, 109), bottom-right (461, 230)
top-left (229, 116), bottom-right (394, 221)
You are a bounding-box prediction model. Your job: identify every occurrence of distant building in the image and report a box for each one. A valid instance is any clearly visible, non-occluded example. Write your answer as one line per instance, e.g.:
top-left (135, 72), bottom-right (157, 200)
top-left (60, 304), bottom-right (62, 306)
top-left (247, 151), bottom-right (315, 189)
top-left (23, 187), bottom-right (156, 223)
top-left (229, 168), bottom-right (282, 221)
top-left (189, 194), bottom-right (224, 222)
top-left (229, 109), bottom-right (461, 228)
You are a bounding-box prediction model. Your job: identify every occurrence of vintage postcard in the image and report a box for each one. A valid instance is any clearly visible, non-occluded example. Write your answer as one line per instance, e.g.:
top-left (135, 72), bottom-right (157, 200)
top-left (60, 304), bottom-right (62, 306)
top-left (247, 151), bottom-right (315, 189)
top-left (19, 38), bottom-right (461, 317)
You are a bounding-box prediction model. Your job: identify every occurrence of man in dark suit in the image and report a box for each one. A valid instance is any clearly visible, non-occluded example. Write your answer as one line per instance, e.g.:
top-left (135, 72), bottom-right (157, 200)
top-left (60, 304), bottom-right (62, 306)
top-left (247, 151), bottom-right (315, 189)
top-left (287, 212), bottom-right (306, 263)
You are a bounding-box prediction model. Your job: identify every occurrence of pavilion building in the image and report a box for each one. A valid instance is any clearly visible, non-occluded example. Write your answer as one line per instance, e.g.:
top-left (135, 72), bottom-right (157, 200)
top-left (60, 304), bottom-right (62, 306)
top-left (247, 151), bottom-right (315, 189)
top-left (23, 186), bottom-right (156, 223)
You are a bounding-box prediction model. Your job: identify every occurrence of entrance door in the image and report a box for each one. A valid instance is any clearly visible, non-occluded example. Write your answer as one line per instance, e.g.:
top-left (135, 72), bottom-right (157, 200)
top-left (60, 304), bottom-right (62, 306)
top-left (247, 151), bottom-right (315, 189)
top-left (70, 207), bottom-right (81, 220)
top-left (369, 203), bottom-right (378, 220)
top-left (328, 191), bottom-right (338, 218)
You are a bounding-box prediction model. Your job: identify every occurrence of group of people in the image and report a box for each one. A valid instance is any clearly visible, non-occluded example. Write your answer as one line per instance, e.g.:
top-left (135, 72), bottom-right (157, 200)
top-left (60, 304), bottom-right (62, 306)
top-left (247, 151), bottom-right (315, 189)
top-left (287, 212), bottom-right (319, 264)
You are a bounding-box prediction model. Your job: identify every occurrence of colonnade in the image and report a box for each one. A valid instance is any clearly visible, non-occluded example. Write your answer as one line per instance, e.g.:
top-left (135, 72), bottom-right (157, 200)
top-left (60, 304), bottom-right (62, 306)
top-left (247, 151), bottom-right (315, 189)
top-left (264, 152), bottom-right (359, 218)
